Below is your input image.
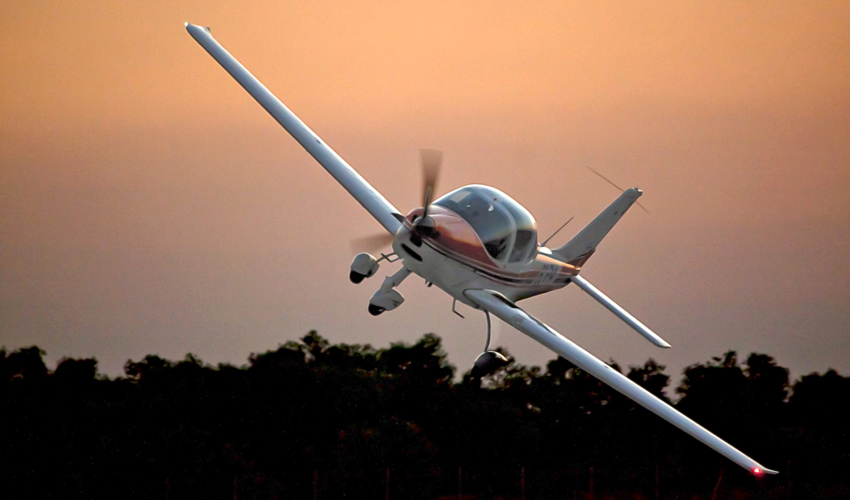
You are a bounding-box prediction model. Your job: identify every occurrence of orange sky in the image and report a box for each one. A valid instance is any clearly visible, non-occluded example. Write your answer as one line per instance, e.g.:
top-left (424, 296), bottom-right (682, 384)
top-left (2, 1), bottom-right (849, 382)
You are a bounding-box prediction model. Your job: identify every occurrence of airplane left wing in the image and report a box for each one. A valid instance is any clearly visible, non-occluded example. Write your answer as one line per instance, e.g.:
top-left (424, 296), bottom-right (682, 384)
top-left (463, 288), bottom-right (777, 476)
top-left (185, 23), bottom-right (403, 235)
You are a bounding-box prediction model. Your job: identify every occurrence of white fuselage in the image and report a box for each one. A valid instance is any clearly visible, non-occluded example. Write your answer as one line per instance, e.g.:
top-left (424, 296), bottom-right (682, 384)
top-left (392, 212), bottom-right (575, 308)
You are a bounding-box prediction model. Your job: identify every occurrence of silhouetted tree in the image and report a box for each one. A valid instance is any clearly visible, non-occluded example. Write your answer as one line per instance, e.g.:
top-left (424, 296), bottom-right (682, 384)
top-left (2, 339), bottom-right (848, 499)
top-left (53, 356), bottom-right (98, 382)
top-left (787, 369), bottom-right (850, 496)
top-left (3, 345), bottom-right (48, 382)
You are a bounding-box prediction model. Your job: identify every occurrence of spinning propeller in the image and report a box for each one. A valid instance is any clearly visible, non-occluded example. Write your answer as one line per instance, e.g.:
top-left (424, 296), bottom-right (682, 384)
top-left (419, 148), bottom-right (442, 223)
top-left (410, 149), bottom-right (442, 245)
top-left (351, 149), bottom-right (442, 253)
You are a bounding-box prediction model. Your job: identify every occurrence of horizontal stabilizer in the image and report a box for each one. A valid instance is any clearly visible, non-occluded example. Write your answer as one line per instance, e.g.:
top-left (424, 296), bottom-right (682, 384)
top-left (571, 275), bottom-right (670, 348)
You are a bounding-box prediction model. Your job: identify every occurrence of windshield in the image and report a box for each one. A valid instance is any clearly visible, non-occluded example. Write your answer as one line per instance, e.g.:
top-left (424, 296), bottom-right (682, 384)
top-left (434, 185), bottom-right (537, 263)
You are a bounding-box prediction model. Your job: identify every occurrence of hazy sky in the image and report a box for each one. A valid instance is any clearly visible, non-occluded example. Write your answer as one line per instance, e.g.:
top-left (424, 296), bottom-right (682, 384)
top-left (2, 1), bottom-right (848, 385)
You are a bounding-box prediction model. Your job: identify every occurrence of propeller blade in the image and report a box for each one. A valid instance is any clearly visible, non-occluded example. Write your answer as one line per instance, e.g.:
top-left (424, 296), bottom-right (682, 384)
top-left (352, 149), bottom-right (441, 252)
top-left (420, 149), bottom-right (442, 216)
top-left (350, 233), bottom-right (395, 254)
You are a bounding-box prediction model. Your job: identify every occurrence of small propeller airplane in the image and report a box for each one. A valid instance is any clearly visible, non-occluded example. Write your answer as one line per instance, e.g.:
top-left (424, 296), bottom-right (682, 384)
top-left (186, 23), bottom-right (776, 476)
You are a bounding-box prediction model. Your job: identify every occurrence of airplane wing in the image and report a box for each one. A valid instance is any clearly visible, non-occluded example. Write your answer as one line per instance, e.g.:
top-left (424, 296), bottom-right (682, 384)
top-left (464, 288), bottom-right (777, 476)
top-left (185, 23), bottom-right (403, 235)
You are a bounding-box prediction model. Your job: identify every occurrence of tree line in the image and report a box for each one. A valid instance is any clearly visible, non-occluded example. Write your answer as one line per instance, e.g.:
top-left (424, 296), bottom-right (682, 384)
top-left (2, 332), bottom-right (848, 499)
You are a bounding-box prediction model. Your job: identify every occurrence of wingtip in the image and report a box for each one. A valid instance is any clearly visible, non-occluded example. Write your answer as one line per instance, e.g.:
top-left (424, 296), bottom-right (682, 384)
top-left (752, 466), bottom-right (779, 476)
top-left (185, 22), bottom-right (211, 34)
top-left (650, 336), bottom-right (671, 348)
top-left (649, 334), bottom-right (671, 348)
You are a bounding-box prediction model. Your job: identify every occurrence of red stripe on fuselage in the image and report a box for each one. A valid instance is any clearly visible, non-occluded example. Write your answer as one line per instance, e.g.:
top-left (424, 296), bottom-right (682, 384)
top-left (404, 206), bottom-right (577, 289)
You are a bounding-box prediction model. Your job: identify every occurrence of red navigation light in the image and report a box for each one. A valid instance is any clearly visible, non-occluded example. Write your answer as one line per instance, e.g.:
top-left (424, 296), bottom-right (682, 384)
top-left (752, 467), bottom-right (763, 477)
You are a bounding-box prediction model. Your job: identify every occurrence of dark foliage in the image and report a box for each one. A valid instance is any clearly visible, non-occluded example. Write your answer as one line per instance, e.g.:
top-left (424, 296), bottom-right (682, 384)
top-left (1, 337), bottom-right (847, 499)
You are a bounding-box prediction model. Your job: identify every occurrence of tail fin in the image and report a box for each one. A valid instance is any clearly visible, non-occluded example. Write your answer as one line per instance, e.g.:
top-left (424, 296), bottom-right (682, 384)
top-left (551, 188), bottom-right (642, 267)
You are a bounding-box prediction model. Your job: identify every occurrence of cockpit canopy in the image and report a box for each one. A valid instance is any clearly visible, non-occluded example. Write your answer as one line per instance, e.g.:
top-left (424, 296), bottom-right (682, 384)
top-left (434, 185), bottom-right (537, 264)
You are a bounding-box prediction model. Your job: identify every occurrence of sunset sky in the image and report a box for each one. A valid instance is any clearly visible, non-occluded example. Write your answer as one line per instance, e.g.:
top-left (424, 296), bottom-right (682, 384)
top-left (2, 1), bottom-right (848, 385)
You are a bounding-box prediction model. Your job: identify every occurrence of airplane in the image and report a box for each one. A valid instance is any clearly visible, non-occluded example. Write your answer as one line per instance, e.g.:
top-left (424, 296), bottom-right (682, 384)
top-left (185, 22), bottom-right (776, 477)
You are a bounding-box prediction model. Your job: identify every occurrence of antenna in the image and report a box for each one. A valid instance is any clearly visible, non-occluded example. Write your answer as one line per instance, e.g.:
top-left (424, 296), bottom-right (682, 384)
top-left (587, 167), bottom-right (650, 214)
top-left (540, 216), bottom-right (574, 247)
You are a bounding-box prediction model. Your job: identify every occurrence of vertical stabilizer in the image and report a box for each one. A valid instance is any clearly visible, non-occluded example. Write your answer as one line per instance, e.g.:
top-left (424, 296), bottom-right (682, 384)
top-left (552, 188), bottom-right (642, 266)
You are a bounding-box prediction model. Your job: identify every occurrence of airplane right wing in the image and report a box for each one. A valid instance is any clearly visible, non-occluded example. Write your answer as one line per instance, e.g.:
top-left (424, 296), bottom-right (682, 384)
top-left (464, 288), bottom-right (777, 476)
top-left (186, 23), bottom-right (403, 235)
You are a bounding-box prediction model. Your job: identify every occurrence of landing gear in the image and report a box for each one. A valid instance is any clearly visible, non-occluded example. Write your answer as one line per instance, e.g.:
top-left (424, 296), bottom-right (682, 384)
top-left (349, 253), bottom-right (380, 283)
top-left (349, 252), bottom-right (401, 284)
top-left (367, 266), bottom-right (411, 315)
top-left (472, 310), bottom-right (509, 377)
